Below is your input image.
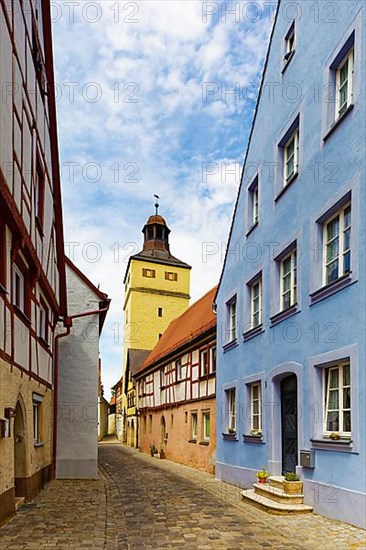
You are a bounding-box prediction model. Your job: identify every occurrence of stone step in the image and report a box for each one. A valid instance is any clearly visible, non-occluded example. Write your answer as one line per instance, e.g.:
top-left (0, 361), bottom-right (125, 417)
top-left (268, 475), bottom-right (285, 490)
top-left (253, 483), bottom-right (304, 504)
top-left (241, 489), bottom-right (313, 515)
top-left (15, 497), bottom-right (25, 511)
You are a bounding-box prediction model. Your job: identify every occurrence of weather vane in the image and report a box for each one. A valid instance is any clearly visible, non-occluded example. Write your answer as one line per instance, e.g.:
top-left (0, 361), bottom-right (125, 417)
top-left (154, 194), bottom-right (160, 215)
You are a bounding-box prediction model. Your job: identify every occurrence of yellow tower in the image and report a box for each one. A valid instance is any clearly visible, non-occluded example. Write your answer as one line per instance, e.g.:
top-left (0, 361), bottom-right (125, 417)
top-left (121, 206), bottom-right (191, 446)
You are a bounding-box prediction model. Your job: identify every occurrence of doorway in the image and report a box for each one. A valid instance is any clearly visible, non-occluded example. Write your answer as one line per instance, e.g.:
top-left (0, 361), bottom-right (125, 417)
top-left (160, 416), bottom-right (166, 451)
top-left (281, 375), bottom-right (298, 474)
top-left (14, 400), bottom-right (27, 496)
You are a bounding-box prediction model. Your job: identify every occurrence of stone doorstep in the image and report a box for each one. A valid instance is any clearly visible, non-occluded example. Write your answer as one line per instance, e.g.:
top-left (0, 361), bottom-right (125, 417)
top-left (241, 489), bottom-right (313, 515)
top-left (253, 483), bottom-right (304, 505)
top-left (15, 497), bottom-right (25, 511)
top-left (268, 476), bottom-right (286, 490)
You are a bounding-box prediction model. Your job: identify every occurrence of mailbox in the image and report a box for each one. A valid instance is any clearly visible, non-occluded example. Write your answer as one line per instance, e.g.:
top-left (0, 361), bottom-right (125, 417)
top-left (300, 449), bottom-right (315, 469)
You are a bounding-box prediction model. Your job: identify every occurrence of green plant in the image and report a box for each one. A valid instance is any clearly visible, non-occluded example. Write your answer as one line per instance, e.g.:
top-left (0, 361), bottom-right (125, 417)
top-left (256, 466), bottom-right (270, 479)
top-left (228, 427), bottom-right (236, 434)
top-left (284, 472), bottom-right (300, 481)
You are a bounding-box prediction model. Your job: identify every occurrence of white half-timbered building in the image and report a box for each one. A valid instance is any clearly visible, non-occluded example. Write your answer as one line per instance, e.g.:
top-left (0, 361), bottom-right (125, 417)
top-left (0, 0), bottom-right (67, 524)
top-left (135, 287), bottom-right (217, 473)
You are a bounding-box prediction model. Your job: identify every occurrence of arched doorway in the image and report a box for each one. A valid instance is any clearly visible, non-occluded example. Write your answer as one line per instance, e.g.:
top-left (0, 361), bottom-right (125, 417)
top-left (14, 400), bottom-right (27, 496)
top-left (281, 374), bottom-right (298, 474)
top-left (160, 416), bottom-right (166, 452)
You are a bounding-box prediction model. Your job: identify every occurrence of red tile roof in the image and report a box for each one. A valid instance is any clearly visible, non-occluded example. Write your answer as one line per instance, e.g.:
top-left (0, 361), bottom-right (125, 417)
top-left (136, 286), bottom-right (217, 375)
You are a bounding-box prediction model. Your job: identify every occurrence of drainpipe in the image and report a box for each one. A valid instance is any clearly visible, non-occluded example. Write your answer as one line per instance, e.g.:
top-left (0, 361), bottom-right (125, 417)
top-left (52, 304), bottom-right (109, 478)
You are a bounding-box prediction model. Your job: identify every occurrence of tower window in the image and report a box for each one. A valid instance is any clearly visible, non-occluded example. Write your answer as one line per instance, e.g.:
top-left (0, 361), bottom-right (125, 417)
top-left (165, 271), bottom-right (178, 281)
top-left (142, 268), bottom-right (156, 278)
top-left (158, 333), bottom-right (162, 339)
top-left (147, 227), bottom-right (154, 240)
top-left (158, 307), bottom-right (163, 317)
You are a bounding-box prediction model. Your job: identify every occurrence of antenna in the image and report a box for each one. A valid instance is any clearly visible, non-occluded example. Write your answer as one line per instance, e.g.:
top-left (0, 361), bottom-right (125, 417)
top-left (154, 194), bottom-right (160, 215)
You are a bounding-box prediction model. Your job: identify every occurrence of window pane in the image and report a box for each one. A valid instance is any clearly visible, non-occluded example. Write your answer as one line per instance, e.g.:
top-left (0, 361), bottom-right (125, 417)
top-left (343, 411), bottom-right (351, 432)
top-left (340, 58), bottom-right (349, 84)
top-left (343, 251), bottom-right (351, 274)
top-left (253, 416), bottom-right (259, 430)
top-left (344, 205), bottom-right (351, 227)
top-left (329, 369), bottom-right (339, 389)
top-left (326, 411), bottom-right (339, 431)
top-left (327, 217), bottom-right (339, 240)
top-left (343, 364), bottom-right (350, 386)
top-left (343, 387), bottom-right (351, 409)
top-left (326, 260), bottom-right (339, 283)
top-left (343, 228), bottom-right (351, 251)
top-left (283, 273), bottom-right (291, 292)
top-left (326, 238), bottom-right (339, 262)
top-left (253, 400), bottom-right (259, 415)
top-left (282, 291), bottom-right (291, 310)
top-left (252, 385), bottom-right (258, 400)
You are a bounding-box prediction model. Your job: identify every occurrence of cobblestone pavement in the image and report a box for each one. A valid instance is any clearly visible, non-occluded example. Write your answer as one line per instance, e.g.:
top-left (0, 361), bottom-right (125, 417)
top-left (0, 440), bottom-right (365, 550)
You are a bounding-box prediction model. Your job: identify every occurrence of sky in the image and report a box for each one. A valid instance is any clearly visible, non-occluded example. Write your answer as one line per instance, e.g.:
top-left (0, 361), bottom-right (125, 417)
top-left (52, 0), bottom-right (274, 399)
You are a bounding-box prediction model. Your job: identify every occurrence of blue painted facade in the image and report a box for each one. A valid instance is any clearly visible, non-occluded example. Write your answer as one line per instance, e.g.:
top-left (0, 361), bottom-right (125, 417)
top-left (215, 0), bottom-right (365, 528)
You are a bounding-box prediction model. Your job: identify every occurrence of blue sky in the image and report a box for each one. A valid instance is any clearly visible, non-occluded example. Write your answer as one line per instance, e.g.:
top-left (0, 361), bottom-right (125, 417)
top-left (52, 1), bottom-right (273, 399)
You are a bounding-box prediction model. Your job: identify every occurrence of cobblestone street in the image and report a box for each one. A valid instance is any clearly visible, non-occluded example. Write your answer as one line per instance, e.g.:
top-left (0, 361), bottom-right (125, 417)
top-left (0, 441), bottom-right (365, 550)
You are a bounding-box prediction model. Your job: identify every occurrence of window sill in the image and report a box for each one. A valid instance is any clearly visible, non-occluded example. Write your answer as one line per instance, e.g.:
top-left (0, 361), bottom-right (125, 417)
top-left (246, 221), bottom-right (258, 238)
top-left (199, 440), bottom-right (210, 446)
top-left (243, 325), bottom-right (264, 341)
top-left (310, 438), bottom-right (353, 452)
top-left (281, 50), bottom-right (295, 75)
top-left (223, 339), bottom-right (238, 352)
top-left (275, 172), bottom-right (298, 203)
top-left (222, 432), bottom-right (238, 441)
top-left (323, 103), bottom-right (354, 143)
top-left (188, 439), bottom-right (197, 444)
top-left (309, 273), bottom-right (354, 305)
top-left (13, 305), bottom-right (32, 327)
top-left (270, 304), bottom-right (299, 326)
top-left (243, 434), bottom-right (265, 444)
top-left (34, 442), bottom-right (44, 448)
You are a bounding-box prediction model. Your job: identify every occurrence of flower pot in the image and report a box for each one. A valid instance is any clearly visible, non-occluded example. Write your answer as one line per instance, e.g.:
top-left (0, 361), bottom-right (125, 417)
top-left (257, 477), bottom-right (267, 484)
top-left (283, 480), bottom-right (303, 494)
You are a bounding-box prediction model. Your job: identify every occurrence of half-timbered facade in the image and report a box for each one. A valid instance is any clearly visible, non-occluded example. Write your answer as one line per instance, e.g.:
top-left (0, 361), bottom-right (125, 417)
top-left (135, 287), bottom-right (217, 473)
top-left (0, 1), bottom-right (66, 524)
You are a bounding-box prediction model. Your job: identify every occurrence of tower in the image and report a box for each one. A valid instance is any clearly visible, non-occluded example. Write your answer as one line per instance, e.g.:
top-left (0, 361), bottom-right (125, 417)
top-left (121, 204), bottom-right (191, 445)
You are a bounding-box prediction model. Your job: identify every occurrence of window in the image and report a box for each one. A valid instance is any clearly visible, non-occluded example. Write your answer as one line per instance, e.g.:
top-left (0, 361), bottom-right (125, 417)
top-left (38, 300), bottom-right (48, 341)
top-left (149, 414), bottom-right (153, 433)
top-left (284, 22), bottom-right (295, 63)
top-left (202, 411), bottom-right (211, 441)
top-left (323, 203), bottom-right (351, 285)
top-left (280, 249), bottom-right (297, 310)
top-left (32, 393), bottom-right (43, 444)
top-left (143, 415), bottom-right (147, 434)
top-left (227, 297), bottom-right (237, 342)
top-left (13, 265), bottom-right (25, 312)
top-left (250, 383), bottom-right (262, 434)
top-left (200, 349), bottom-right (209, 377)
top-left (158, 333), bottom-right (162, 340)
top-left (248, 176), bottom-right (259, 228)
top-left (176, 358), bottom-right (182, 381)
top-left (324, 362), bottom-right (351, 436)
top-left (158, 307), bottom-right (163, 317)
top-left (226, 388), bottom-right (236, 431)
top-left (165, 271), bottom-right (178, 281)
top-left (251, 278), bottom-right (262, 328)
top-left (34, 153), bottom-right (45, 226)
top-left (191, 412), bottom-right (198, 440)
top-left (284, 129), bottom-right (299, 186)
top-left (336, 49), bottom-right (353, 119)
top-left (210, 347), bottom-right (216, 373)
top-left (142, 268), bottom-right (156, 278)
top-left (0, 223), bottom-right (6, 289)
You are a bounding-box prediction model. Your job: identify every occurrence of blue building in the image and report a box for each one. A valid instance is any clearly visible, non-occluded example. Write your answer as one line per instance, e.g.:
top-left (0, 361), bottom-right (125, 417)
top-left (215, 0), bottom-right (365, 528)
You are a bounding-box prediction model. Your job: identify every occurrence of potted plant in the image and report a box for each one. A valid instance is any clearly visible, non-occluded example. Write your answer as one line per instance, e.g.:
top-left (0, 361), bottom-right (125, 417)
top-left (283, 472), bottom-right (303, 494)
top-left (149, 443), bottom-right (158, 457)
top-left (256, 466), bottom-right (270, 484)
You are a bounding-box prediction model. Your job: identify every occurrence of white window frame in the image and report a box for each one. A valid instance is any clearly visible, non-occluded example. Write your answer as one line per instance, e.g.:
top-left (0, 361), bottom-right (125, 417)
top-left (200, 349), bottom-right (209, 377)
top-left (32, 393), bottom-right (43, 444)
top-left (280, 249), bottom-right (297, 311)
top-left (323, 202), bottom-right (351, 285)
top-left (283, 129), bottom-right (299, 186)
top-left (227, 388), bottom-right (236, 431)
top-left (250, 383), bottom-right (262, 434)
top-left (176, 358), bottom-right (182, 382)
top-left (209, 346), bottom-right (216, 374)
top-left (251, 278), bottom-right (262, 328)
top-left (191, 411), bottom-right (198, 440)
top-left (202, 411), bottom-right (211, 441)
top-left (38, 302), bottom-right (47, 340)
top-left (284, 24), bottom-right (295, 60)
top-left (323, 361), bottom-right (351, 436)
top-left (335, 49), bottom-right (354, 119)
top-left (228, 297), bottom-right (237, 342)
top-left (251, 184), bottom-right (259, 226)
top-left (13, 265), bottom-right (25, 312)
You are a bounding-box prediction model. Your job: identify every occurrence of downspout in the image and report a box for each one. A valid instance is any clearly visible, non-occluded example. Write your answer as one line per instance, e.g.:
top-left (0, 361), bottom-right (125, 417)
top-left (52, 305), bottom-right (110, 477)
